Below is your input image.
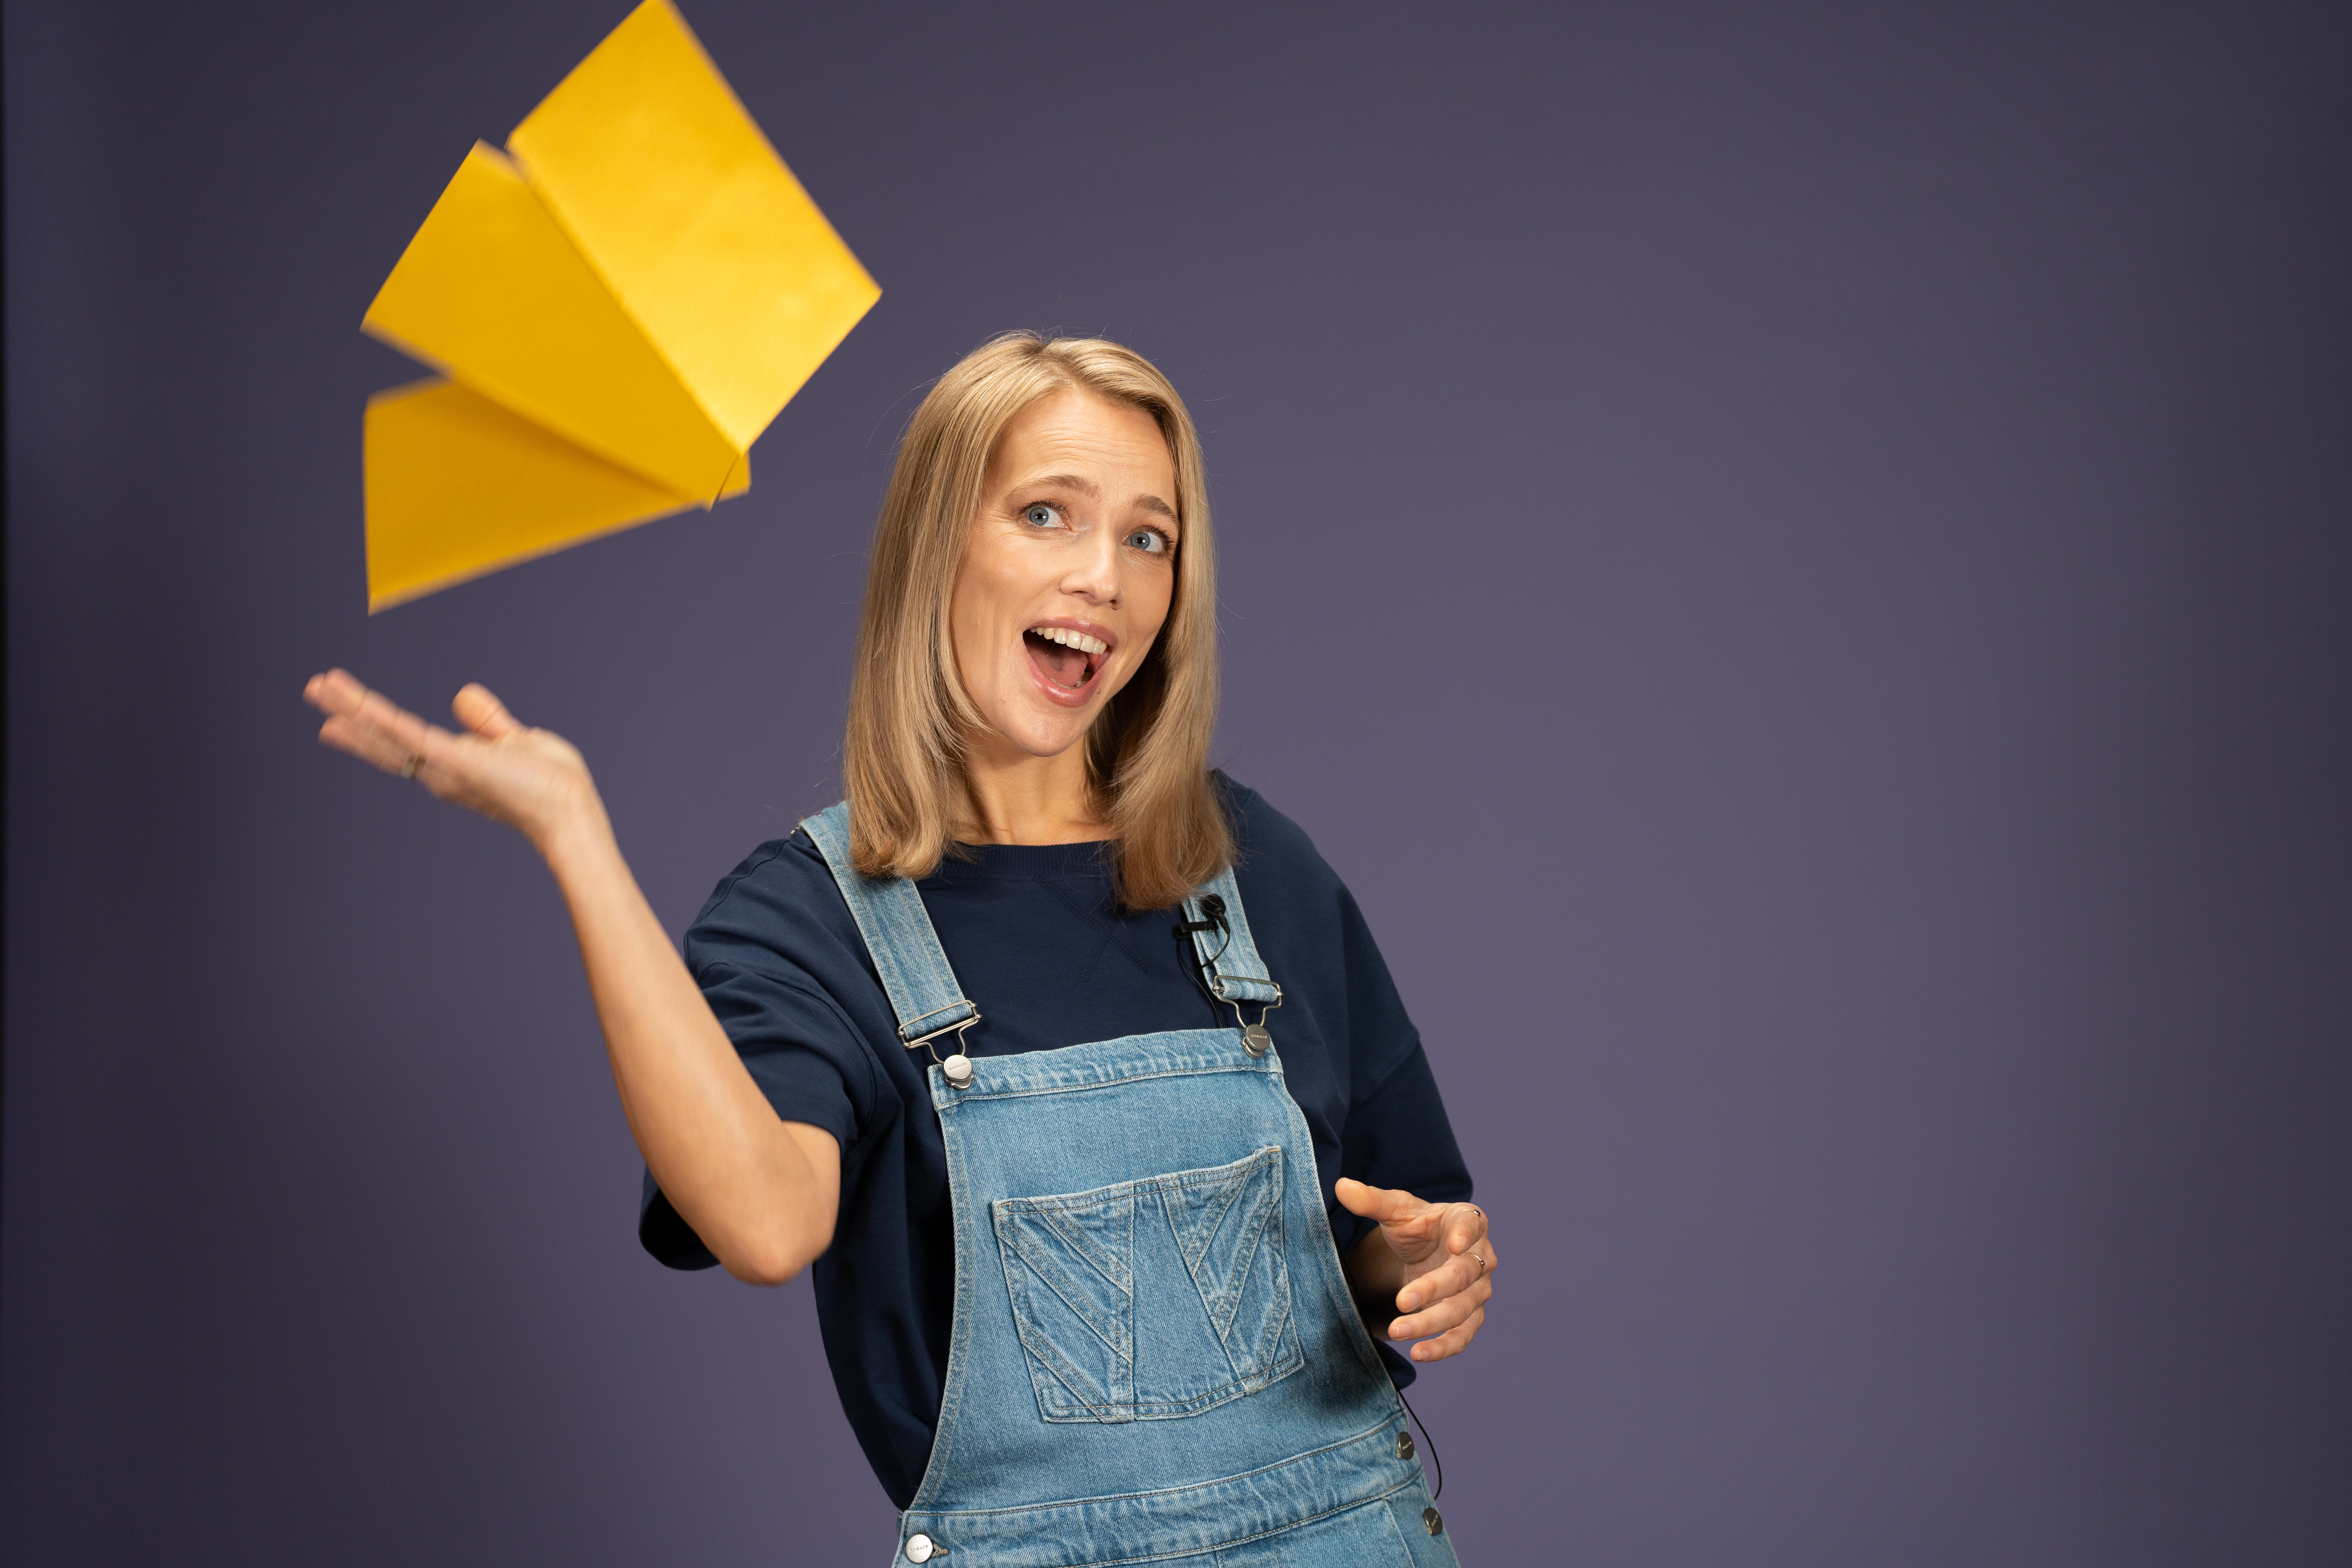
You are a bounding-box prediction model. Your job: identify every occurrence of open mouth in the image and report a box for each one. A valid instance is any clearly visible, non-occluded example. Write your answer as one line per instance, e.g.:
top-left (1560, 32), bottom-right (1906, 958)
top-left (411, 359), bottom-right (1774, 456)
top-left (1024, 625), bottom-right (1109, 696)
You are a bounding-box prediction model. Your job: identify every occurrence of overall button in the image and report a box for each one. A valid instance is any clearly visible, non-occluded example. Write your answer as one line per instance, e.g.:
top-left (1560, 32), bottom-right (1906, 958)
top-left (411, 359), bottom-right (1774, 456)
top-left (1396, 1430), bottom-right (1415, 1460)
top-left (904, 1533), bottom-right (937, 1562)
top-left (941, 1054), bottom-right (974, 1089)
top-left (1241, 1024), bottom-right (1271, 1057)
top-left (1423, 1507), bottom-right (1445, 1536)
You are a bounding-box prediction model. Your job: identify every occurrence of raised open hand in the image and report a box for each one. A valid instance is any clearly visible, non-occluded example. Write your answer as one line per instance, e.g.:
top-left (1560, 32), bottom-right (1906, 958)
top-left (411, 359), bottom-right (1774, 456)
top-left (1335, 1178), bottom-right (1496, 1363)
top-left (303, 669), bottom-right (604, 853)
top-left (303, 668), bottom-right (841, 1283)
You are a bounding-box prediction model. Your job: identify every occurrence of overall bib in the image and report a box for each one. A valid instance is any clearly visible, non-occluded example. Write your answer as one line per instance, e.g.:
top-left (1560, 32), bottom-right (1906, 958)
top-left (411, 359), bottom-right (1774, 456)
top-left (805, 806), bottom-right (1462, 1568)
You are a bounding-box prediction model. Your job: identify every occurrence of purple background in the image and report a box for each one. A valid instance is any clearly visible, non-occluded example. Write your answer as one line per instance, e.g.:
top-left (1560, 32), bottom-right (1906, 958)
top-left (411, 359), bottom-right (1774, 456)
top-left (6, 1), bottom-right (2348, 1562)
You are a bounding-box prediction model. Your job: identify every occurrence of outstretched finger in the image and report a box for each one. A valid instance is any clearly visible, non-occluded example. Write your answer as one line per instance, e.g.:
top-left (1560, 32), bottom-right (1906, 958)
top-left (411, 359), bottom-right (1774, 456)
top-left (308, 671), bottom-right (431, 752)
top-left (452, 683), bottom-right (524, 740)
top-left (1389, 1272), bottom-right (1491, 1341)
top-left (318, 709), bottom-right (458, 781)
top-left (1443, 1203), bottom-right (1490, 1260)
top-left (349, 692), bottom-right (436, 759)
top-left (1406, 1304), bottom-right (1486, 1363)
top-left (1398, 1246), bottom-right (1494, 1315)
top-left (1333, 1177), bottom-right (1427, 1226)
top-left (308, 673), bottom-right (452, 781)
top-left (305, 668), bottom-right (389, 723)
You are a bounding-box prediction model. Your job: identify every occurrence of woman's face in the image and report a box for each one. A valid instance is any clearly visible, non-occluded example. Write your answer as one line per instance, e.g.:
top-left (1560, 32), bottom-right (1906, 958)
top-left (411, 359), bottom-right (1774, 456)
top-left (949, 389), bottom-right (1180, 764)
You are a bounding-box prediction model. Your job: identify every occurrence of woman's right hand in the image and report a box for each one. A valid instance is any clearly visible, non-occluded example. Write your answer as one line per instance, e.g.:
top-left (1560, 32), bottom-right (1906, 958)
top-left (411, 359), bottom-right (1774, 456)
top-left (304, 668), bottom-right (605, 856)
top-left (305, 667), bottom-right (840, 1283)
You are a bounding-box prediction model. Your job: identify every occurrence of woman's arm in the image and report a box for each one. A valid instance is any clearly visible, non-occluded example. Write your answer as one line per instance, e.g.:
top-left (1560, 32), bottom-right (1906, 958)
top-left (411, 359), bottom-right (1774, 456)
top-left (304, 670), bottom-right (838, 1286)
top-left (1336, 1179), bottom-right (1496, 1362)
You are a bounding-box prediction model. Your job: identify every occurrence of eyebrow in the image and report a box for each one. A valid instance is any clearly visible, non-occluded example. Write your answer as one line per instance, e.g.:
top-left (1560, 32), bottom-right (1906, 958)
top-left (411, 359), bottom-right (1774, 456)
top-left (1022, 473), bottom-right (1179, 525)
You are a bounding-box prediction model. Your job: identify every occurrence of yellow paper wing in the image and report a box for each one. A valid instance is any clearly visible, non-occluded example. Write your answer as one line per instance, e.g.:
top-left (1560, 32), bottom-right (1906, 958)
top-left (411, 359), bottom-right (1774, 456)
top-left (362, 142), bottom-right (739, 503)
top-left (357, 0), bottom-right (871, 609)
top-left (364, 377), bottom-right (745, 611)
top-left (508, 0), bottom-right (881, 453)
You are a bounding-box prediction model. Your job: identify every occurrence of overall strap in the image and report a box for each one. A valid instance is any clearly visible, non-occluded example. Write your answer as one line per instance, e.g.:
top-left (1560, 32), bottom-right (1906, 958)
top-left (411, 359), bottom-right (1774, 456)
top-left (1181, 861), bottom-right (1283, 1008)
top-left (800, 803), bottom-right (980, 1050)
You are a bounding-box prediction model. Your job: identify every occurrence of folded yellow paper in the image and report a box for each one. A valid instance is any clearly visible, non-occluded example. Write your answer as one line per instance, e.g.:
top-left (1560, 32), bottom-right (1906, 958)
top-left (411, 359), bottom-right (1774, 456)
top-left (359, 0), bottom-right (877, 610)
top-left (364, 378), bottom-right (750, 611)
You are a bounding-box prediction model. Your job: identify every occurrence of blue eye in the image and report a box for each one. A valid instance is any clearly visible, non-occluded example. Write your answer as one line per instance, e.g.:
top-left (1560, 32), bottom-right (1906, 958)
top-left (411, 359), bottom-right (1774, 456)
top-left (1022, 503), bottom-right (1060, 528)
top-left (1127, 528), bottom-right (1169, 554)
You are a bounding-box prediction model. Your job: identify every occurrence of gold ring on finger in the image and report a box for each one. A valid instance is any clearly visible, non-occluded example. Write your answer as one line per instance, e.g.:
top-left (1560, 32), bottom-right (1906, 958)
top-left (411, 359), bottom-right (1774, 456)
top-left (400, 754), bottom-right (424, 779)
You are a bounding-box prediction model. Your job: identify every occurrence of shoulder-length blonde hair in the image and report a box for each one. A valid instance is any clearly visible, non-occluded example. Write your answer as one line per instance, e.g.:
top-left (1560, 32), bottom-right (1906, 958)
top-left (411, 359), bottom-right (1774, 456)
top-left (842, 333), bottom-right (1229, 910)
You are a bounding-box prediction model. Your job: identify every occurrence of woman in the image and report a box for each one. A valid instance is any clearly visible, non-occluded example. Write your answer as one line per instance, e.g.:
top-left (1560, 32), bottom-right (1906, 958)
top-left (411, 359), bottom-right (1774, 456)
top-left (306, 334), bottom-right (1496, 1565)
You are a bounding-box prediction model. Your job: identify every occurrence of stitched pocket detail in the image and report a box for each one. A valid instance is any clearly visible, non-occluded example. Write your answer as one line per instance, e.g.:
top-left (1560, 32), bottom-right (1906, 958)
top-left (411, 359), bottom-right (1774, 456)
top-left (993, 1146), bottom-right (1304, 1424)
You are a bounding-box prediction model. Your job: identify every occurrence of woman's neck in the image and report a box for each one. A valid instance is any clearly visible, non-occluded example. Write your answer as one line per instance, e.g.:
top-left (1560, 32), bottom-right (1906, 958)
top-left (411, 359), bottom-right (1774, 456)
top-left (958, 732), bottom-right (1108, 845)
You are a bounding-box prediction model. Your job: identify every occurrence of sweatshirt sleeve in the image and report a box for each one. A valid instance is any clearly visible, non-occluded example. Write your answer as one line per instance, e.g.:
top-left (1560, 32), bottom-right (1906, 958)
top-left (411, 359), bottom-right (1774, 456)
top-left (637, 837), bottom-right (884, 1270)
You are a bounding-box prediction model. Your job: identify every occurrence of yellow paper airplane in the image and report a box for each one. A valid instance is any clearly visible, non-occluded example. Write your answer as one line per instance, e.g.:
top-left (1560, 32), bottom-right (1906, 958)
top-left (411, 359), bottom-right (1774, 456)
top-left (359, 0), bottom-right (878, 610)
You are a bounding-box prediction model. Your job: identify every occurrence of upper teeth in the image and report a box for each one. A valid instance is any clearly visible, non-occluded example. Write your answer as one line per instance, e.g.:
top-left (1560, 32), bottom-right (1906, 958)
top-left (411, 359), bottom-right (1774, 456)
top-left (1034, 627), bottom-right (1107, 655)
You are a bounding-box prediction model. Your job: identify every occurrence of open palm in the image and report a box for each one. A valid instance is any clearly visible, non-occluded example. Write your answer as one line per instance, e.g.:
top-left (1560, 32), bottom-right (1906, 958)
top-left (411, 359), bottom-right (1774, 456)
top-left (303, 668), bottom-right (600, 851)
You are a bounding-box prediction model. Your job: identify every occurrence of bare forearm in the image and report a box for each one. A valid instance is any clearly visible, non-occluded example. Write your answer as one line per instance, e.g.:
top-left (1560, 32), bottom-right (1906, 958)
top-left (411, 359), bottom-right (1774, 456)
top-left (541, 807), bottom-right (836, 1284)
top-left (303, 672), bottom-right (838, 1284)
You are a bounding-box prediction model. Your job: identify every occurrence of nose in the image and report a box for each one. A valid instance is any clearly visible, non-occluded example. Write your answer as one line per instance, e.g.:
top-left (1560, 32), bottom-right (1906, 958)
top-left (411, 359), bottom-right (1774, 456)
top-left (1058, 519), bottom-right (1123, 604)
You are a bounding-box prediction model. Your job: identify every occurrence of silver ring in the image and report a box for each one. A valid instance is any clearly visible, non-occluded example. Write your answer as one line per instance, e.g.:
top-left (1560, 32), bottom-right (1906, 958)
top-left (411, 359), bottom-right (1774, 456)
top-left (400, 754), bottom-right (424, 779)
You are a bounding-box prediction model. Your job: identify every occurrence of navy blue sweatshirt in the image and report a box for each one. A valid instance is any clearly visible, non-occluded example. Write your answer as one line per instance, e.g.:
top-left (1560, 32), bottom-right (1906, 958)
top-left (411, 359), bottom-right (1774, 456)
top-left (641, 778), bottom-right (1471, 1508)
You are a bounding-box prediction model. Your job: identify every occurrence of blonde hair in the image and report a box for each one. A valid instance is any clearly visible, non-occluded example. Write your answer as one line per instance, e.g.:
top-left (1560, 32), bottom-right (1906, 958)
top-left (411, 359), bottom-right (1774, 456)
top-left (842, 333), bottom-right (1230, 910)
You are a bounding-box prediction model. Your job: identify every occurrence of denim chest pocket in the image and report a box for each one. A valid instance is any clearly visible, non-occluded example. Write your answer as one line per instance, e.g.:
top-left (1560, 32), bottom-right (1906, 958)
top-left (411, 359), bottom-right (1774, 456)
top-left (991, 1145), bottom-right (1305, 1423)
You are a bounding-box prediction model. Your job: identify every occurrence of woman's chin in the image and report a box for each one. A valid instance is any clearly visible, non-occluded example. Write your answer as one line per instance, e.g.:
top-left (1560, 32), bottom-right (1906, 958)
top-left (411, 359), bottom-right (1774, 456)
top-left (969, 702), bottom-right (1093, 764)
top-left (966, 669), bottom-right (1112, 760)
top-left (1014, 720), bottom-right (1092, 760)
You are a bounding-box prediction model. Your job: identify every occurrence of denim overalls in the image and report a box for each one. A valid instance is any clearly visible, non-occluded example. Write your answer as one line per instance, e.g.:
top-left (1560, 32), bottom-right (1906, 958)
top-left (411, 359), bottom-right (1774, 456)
top-left (804, 806), bottom-right (1462, 1568)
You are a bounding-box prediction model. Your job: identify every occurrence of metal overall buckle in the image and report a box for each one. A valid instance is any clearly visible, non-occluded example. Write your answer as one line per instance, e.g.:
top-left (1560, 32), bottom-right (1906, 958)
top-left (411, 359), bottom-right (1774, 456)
top-left (1183, 893), bottom-right (1283, 1058)
top-left (1224, 990), bottom-right (1282, 1057)
top-left (902, 1006), bottom-right (982, 1090)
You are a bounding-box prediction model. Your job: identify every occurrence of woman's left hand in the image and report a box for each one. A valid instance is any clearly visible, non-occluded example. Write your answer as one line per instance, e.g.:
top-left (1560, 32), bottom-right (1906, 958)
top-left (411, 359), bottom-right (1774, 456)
top-left (1334, 1178), bottom-right (1496, 1363)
